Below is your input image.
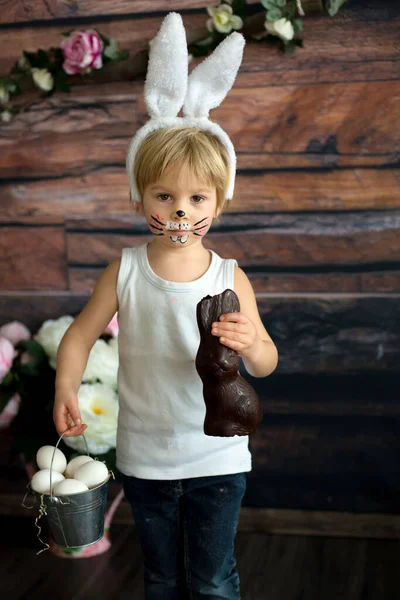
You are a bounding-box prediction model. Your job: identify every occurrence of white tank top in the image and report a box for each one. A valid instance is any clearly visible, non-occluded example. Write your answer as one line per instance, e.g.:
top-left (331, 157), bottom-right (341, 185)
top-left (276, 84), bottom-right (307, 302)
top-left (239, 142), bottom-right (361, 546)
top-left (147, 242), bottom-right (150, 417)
top-left (116, 243), bottom-right (252, 479)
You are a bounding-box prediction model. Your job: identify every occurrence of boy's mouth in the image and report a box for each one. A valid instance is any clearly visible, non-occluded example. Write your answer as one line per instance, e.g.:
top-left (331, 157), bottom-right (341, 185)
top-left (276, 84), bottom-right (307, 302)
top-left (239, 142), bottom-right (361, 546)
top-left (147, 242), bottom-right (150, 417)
top-left (149, 217), bottom-right (209, 243)
top-left (166, 221), bottom-right (191, 243)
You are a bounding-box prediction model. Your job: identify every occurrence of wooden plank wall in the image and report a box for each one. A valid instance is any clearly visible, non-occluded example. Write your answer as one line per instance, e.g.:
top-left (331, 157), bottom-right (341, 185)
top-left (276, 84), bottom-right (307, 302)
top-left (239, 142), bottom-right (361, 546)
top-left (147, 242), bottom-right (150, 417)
top-left (1, 0), bottom-right (400, 515)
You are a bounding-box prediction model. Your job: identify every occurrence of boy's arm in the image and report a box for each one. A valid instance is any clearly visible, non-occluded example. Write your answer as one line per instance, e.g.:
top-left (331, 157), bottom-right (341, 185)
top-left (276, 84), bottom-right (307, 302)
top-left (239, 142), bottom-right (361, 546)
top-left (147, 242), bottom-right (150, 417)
top-left (211, 266), bottom-right (278, 378)
top-left (54, 258), bottom-right (120, 437)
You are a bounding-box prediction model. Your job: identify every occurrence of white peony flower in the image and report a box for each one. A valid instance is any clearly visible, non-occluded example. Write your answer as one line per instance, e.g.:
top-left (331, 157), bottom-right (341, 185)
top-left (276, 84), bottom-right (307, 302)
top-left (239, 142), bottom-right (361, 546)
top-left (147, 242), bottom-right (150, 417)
top-left (207, 4), bottom-right (243, 34)
top-left (264, 17), bottom-right (295, 41)
top-left (0, 86), bottom-right (9, 103)
top-left (63, 382), bottom-right (119, 455)
top-left (31, 67), bottom-right (54, 91)
top-left (34, 315), bottom-right (74, 364)
top-left (1, 111), bottom-right (12, 122)
top-left (83, 338), bottom-right (119, 389)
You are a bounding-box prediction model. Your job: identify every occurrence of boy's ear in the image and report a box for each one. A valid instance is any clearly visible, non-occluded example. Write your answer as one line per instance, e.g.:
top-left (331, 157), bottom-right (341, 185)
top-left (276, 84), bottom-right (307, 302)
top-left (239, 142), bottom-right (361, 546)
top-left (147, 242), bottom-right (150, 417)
top-left (214, 202), bottom-right (224, 220)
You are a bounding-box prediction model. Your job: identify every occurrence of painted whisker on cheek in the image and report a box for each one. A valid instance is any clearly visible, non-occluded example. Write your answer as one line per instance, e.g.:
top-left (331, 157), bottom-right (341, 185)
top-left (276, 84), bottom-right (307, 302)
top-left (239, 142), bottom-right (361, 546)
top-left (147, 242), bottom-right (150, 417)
top-left (193, 223), bottom-right (210, 237)
top-left (149, 223), bottom-right (164, 236)
top-left (149, 223), bottom-right (163, 231)
top-left (194, 217), bottom-right (208, 227)
top-left (151, 215), bottom-right (166, 227)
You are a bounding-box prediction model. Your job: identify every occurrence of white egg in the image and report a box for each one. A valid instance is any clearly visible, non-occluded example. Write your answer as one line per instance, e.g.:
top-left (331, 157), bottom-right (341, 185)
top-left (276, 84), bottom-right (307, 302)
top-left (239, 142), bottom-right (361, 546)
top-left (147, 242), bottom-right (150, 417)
top-left (65, 455), bottom-right (94, 478)
top-left (31, 469), bottom-right (65, 494)
top-left (74, 461), bottom-right (109, 489)
top-left (53, 479), bottom-right (89, 496)
top-left (36, 445), bottom-right (67, 473)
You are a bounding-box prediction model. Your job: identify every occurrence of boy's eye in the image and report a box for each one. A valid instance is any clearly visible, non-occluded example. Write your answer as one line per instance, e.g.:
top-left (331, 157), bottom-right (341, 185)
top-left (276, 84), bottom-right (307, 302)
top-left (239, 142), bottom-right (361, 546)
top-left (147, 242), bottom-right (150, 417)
top-left (158, 194), bottom-right (170, 201)
top-left (192, 196), bottom-right (205, 204)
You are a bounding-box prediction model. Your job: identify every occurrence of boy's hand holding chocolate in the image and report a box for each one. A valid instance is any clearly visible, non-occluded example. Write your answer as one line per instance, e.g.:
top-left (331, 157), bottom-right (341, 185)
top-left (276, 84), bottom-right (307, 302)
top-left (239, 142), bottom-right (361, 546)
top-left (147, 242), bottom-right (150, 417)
top-left (211, 312), bottom-right (259, 358)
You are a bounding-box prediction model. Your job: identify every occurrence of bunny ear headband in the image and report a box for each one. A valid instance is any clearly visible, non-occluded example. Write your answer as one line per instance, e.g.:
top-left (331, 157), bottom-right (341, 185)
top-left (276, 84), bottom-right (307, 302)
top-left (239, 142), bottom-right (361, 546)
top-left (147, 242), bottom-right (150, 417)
top-left (126, 12), bottom-right (245, 203)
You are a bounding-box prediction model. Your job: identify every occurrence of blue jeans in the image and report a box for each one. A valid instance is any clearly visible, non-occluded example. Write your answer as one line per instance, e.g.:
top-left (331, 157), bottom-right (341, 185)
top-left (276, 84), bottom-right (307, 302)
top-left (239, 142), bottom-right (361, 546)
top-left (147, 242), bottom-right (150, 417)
top-left (122, 472), bottom-right (247, 600)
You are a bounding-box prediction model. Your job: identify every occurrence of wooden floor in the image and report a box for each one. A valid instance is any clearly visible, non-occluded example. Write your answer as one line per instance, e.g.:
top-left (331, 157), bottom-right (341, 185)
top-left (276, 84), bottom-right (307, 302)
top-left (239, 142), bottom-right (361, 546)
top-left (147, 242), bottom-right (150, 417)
top-left (2, 517), bottom-right (400, 600)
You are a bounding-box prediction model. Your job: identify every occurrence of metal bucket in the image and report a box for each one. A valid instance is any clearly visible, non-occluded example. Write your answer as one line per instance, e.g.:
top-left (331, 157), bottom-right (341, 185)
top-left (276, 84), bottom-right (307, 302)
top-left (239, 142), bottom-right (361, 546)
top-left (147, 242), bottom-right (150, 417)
top-left (33, 430), bottom-right (109, 549)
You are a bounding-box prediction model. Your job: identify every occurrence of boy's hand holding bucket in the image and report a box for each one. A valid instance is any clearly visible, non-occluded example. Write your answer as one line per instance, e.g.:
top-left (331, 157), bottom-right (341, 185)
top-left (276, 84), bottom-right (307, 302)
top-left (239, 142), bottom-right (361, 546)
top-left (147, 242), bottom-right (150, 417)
top-left (53, 386), bottom-right (87, 437)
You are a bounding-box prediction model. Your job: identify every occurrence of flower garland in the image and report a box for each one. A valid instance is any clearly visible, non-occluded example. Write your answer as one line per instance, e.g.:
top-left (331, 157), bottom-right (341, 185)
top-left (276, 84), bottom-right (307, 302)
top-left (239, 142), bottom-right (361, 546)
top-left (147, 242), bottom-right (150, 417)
top-left (0, 0), bottom-right (348, 122)
top-left (0, 29), bottom-right (127, 122)
top-left (190, 0), bottom-right (348, 56)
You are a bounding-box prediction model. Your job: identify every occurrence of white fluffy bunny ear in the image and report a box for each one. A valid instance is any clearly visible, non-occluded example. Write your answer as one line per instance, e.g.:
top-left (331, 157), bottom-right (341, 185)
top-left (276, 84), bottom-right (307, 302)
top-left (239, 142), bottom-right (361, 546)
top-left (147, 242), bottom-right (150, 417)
top-left (145, 12), bottom-right (188, 118)
top-left (183, 32), bottom-right (245, 118)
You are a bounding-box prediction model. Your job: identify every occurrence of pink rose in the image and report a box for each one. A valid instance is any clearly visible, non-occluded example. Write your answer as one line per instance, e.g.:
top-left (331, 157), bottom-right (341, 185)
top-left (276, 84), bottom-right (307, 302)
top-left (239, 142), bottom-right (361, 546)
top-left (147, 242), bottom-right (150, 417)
top-left (104, 313), bottom-right (119, 338)
top-left (61, 30), bottom-right (104, 75)
top-left (0, 393), bottom-right (21, 429)
top-left (0, 321), bottom-right (31, 346)
top-left (0, 336), bottom-right (17, 383)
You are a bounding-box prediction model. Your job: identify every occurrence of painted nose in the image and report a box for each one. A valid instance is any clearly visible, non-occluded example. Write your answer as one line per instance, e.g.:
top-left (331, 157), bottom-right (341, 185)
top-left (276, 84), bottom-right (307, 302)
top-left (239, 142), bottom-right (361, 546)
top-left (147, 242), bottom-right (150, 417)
top-left (176, 210), bottom-right (185, 218)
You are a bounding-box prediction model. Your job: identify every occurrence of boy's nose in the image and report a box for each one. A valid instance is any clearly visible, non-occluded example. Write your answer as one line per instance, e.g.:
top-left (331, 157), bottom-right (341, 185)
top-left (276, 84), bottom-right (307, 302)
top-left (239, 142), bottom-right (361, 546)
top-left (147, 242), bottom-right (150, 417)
top-left (176, 210), bottom-right (185, 218)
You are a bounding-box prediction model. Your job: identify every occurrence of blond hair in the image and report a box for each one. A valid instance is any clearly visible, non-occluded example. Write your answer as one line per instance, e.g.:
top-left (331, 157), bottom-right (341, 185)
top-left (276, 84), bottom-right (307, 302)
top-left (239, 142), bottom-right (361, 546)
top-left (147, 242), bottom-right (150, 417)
top-left (133, 126), bottom-right (230, 210)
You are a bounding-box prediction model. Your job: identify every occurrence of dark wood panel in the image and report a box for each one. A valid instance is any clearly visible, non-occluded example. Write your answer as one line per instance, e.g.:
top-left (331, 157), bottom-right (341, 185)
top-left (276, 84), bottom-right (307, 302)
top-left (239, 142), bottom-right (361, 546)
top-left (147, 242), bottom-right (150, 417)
top-left (244, 470), bottom-right (400, 513)
top-left (1, 80), bottom-right (399, 178)
top-left (137, 81), bottom-right (400, 158)
top-left (0, 293), bottom-right (87, 332)
top-left (246, 415), bottom-right (400, 514)
top-left (251, 371), bottom-right (400, 417)
top-left (65, 211), bottom-right (400, 268)
top-left (69, 268), bottom-right (100, 292)
top-left (0, 294), bottom-right (398, 373)
top-left (69, 269), bottom-right (400, 295)
top-left (246, 272), bottom-right (400, 295)
top-left (63, 210), bottom-right (400, 296)
top-left (1, 0), bottom-right (259, 24)
top-left (2, 167), bottom-right (400, 217)
top-left (0, 216), bottom-right (64, 225)
top-left (251, 414), bottom-right (399, 476)
top-left (0, 226), bottom-right (67, 290)
top-left (237, 153), bottom-right (396, 170)
top-left (256, 295), bottom-right (400, 373)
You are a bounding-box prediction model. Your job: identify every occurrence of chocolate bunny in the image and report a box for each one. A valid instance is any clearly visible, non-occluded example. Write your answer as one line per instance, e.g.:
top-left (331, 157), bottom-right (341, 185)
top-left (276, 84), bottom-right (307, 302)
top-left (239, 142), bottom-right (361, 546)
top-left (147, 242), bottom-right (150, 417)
top-left (196, 289), bottom-right (263, 437)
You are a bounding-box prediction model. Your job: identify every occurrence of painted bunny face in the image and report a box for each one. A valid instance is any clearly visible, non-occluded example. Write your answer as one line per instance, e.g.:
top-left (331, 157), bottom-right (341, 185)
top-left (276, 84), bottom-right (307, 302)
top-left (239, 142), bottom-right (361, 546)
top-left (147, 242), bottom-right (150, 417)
top-left (141, 162), bottom-right (218, 248)
top-left (126, 12), bottom-right (245, 204)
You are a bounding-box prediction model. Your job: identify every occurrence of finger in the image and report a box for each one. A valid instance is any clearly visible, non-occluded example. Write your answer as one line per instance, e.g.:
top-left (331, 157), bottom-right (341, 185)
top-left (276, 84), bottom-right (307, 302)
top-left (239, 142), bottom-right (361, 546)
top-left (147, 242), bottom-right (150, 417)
top-left (55, 418), bottom-right (69, 437)
top-left (54, 410), bottom-right (70, 437)
top-left (212, 322), bottom-right (247, 335)
top-left (218, 312), bottom-right (248, 324)
top-left (69, 405), bottom-right (82, 429)
top-left (63, 423), bottom-right (87, 438)
top-left (219, 336), bottom-right (246, 352)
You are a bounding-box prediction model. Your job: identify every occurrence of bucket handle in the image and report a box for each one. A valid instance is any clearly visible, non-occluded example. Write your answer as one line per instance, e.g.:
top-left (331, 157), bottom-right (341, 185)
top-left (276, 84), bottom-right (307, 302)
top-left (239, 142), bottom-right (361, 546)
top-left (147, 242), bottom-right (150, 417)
top-left (49, 428), bottom-right (89, 502)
